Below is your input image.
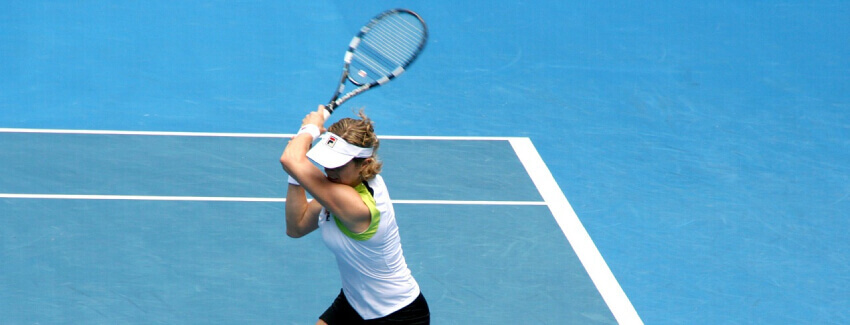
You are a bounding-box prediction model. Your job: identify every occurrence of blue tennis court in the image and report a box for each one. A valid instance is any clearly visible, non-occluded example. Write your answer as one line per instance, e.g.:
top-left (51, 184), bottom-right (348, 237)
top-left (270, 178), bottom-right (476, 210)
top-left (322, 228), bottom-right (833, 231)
top-left (2, 1), bottom-right (849, 324)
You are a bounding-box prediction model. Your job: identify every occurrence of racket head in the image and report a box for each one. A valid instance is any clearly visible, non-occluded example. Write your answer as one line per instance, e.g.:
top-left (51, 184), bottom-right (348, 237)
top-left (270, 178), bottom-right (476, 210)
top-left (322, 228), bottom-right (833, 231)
top-left (346, 9), bottom-right (428, 86)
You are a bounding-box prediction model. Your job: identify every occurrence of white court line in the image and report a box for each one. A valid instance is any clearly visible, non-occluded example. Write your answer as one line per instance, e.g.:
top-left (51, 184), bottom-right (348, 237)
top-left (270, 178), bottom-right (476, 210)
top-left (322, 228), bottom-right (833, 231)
top-left (393, 199), bottom-right (546, 206)
top-left (0, 193), bottom-right (544, 206)
top-left (509, 138), bottom-right (643, 325)
top-left (0, 127), bottom-right (520, 141)
top-left (0, 193), bottom-right (286, 202)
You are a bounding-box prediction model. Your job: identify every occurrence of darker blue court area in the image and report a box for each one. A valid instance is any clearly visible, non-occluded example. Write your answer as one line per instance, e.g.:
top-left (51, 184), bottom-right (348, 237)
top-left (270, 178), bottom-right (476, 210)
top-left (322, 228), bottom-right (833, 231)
top-left (1, 134), bottom-right (614, 324)
top-left (1, 199), bottom-right (615, 324)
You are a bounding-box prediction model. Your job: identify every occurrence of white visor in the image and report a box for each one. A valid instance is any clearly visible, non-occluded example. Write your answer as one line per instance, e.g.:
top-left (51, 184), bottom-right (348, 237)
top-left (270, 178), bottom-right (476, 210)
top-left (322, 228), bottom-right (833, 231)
top-left (306, 132), bottom-right (374, 169)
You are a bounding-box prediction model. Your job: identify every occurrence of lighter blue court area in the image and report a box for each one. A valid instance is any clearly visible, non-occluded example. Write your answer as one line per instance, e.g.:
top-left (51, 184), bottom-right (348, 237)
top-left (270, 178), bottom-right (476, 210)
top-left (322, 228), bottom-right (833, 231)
top-left (2, 0), bottom-right (850, 324)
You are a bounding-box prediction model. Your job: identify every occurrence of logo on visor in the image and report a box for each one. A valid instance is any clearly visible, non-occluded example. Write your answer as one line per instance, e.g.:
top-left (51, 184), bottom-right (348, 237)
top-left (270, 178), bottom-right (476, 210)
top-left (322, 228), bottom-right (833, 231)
top-left (326, 136), bottom-right (337, 148)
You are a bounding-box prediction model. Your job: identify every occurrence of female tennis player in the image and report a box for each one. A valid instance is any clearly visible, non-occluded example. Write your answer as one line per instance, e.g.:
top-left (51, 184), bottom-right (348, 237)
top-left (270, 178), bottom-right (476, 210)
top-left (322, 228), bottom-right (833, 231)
top-left (280, 105), bottom-right (429, 324)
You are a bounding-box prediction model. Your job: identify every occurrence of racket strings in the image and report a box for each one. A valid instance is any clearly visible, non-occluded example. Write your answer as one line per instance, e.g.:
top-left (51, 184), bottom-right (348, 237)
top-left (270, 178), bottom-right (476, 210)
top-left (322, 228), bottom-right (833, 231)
top-left (353, 45), bottom-right (396, 79)
top-left (365, 15), bottom-right (424, 62)
top-left (352, 13), bottom-right (425, 80)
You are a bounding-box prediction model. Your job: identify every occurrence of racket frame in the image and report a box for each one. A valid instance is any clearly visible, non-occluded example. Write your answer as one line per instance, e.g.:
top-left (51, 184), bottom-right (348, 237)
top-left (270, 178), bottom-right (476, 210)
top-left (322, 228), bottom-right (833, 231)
top-left (324, 8), bottom-right (428, 117)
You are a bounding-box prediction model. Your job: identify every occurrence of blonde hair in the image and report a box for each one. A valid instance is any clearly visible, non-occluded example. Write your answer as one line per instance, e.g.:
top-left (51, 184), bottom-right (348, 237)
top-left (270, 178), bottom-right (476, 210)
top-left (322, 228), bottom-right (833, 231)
top-left (327, 110), bottom-right (382, 180)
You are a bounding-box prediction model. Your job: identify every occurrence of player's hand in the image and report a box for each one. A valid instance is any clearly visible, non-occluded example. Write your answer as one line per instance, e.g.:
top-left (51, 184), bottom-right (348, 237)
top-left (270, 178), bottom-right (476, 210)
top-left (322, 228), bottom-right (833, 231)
top-left (301, 105), bottom-right (328, 133)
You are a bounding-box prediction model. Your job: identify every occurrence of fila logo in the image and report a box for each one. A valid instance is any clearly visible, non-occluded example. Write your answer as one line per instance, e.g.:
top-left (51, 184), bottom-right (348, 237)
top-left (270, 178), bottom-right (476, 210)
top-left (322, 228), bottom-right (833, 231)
top-left (327, 136), bottom-right (337, 148)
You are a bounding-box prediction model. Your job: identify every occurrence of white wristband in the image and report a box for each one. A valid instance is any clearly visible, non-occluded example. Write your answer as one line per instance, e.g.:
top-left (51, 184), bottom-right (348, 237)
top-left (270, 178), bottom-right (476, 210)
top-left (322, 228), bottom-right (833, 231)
top-left (297, 124), bottom-right (320, 141)
top-left (287, 175), bottom-right (300, 186)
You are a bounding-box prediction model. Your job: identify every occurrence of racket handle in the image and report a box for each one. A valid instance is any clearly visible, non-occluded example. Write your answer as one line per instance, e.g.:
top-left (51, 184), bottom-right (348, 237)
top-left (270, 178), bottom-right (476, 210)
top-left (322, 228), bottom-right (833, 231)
top-left (323, 103), bottom-right (335, 119)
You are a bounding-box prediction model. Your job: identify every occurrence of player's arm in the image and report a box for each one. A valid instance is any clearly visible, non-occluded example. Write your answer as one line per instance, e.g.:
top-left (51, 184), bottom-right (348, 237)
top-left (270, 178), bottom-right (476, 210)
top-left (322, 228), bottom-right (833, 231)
top-left (305, 178), bottom-right (371, 234)
top-left (281, 134), bottom-right (324, 238)
top-left (281, 106), bottom-right (371, 234)
top-left (284, 183), bottom-right (322, 238)
top-left (281, 106), bottom-right (327, 238)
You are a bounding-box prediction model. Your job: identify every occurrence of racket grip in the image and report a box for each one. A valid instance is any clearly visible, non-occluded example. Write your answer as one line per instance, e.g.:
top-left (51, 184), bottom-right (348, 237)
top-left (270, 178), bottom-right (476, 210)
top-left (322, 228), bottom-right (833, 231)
top-left (322, 103), bottom-right (335, 119)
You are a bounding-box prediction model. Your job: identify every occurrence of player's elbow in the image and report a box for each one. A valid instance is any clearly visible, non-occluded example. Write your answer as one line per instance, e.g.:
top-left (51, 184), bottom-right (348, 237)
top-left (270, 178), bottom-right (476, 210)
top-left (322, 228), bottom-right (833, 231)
top-left (279, 152), bottom-right (304, 175)
top-left (279, 153), bottom-right (293, 170)
top-left (286, 227), bottom-right (306, 238)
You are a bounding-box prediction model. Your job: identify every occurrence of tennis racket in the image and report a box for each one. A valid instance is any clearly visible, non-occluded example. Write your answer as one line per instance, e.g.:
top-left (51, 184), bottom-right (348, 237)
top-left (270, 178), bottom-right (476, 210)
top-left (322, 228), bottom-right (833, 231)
top-left (323, 8), bottom-right (428, 118)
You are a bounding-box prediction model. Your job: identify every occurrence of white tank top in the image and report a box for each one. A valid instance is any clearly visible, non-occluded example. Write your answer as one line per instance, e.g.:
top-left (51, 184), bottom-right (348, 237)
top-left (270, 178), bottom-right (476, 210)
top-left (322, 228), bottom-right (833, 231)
top-left (318, 175), bottom-right (420, 319)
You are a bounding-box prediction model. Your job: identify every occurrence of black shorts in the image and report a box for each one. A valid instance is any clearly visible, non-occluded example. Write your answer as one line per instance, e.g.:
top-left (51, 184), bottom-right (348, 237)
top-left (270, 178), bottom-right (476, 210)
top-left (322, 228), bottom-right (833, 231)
top-left (319, 290), bottom-right (430, 325)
